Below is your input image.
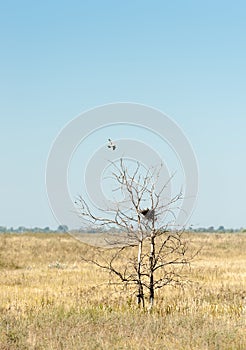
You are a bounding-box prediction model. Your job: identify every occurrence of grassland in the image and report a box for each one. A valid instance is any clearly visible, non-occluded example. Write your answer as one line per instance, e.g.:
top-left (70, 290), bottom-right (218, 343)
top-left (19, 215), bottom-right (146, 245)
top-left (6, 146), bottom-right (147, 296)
top-left (0, 232), bottom-right (245, 349)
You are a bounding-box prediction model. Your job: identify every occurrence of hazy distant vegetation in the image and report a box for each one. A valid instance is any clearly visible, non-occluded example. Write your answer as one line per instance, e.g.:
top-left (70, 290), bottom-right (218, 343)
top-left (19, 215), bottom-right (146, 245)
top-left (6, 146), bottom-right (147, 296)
top-left (0, 224), bottom-right (245, 234)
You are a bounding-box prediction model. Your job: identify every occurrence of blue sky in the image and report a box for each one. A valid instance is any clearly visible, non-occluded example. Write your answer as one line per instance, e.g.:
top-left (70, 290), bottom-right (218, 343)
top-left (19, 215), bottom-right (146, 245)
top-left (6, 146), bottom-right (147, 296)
top-left (0, 1), bottom-right (245, 229)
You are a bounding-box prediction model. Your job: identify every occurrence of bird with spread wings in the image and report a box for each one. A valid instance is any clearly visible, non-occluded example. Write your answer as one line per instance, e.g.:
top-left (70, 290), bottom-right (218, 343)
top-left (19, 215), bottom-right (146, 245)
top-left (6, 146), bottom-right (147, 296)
top-left (107, 138), bottom-right (116, 150)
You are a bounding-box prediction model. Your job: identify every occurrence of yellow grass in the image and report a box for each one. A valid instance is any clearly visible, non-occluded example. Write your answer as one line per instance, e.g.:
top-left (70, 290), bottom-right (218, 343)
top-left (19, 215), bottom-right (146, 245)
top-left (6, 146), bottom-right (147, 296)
top-left (0, 232), bottom-right (245, 349)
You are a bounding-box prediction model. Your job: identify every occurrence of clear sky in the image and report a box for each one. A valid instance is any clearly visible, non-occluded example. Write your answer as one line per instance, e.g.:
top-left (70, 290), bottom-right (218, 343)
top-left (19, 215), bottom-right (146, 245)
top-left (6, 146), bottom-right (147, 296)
top-left (0, 0), bottom-right (245, 229)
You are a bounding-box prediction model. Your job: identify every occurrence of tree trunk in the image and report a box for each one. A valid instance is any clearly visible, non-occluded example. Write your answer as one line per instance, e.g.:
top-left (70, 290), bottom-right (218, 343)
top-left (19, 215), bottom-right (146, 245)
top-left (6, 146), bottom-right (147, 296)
top-left (137, 239), bottom-right (144, 307)
top-left (148, 233), bottom-right (155, 311)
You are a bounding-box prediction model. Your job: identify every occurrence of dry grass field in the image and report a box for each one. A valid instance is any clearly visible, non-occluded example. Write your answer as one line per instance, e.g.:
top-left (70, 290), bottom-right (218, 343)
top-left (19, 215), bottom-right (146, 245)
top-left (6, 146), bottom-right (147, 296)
top-left (0, 232), bottom-right (245, 349)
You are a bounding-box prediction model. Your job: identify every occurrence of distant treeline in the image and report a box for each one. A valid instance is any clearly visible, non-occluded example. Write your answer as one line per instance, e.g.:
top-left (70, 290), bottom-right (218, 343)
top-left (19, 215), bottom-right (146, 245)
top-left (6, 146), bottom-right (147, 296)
top-left (0, 225), bottom-right (245, 234)
top-left (188, 226), bottom-right (246, 233)
top-left (0, 225), bottom-right (69, 233)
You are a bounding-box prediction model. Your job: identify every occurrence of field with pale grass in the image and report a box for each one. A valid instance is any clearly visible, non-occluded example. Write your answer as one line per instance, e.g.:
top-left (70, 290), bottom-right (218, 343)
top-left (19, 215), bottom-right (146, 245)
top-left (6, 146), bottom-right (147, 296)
top-left (0, 232), bottom-right (245, 349)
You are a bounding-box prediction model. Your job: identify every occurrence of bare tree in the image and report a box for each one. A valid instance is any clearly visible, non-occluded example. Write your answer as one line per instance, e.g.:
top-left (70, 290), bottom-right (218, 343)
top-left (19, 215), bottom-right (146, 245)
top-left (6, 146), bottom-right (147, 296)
top-left (76, 159), bottom-right (196, 310)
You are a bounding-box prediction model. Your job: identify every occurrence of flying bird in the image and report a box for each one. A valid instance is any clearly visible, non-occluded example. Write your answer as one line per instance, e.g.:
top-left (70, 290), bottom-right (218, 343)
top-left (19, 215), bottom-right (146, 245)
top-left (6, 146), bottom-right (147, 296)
top-left (108, 138), bottom-right (116, 150)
